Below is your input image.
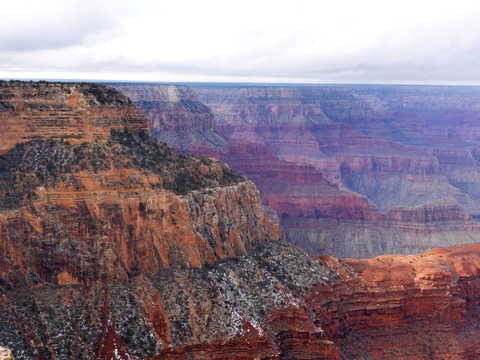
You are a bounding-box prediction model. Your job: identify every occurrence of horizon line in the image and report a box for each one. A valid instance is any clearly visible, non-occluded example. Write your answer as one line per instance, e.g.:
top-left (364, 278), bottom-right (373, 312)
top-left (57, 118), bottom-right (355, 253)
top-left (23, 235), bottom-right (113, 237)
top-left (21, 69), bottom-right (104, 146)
top-left (3, 76), bottom-right (480, 88)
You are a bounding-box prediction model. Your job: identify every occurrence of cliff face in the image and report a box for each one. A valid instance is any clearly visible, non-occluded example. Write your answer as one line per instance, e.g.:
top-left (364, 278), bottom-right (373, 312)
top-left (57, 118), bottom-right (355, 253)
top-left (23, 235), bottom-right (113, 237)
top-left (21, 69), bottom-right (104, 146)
top-left (326, 244), bottom-right (480, 359)
top-left (0, 81), bottom-right (148, 154)
top-left (0, 80), bottom-right (290, 359)
top-left (0, 178), bottom-right (275, 285)
top-left (112, 84), bottom-right (227, 157)
top-left (0, 81), bottom-right (278, 287)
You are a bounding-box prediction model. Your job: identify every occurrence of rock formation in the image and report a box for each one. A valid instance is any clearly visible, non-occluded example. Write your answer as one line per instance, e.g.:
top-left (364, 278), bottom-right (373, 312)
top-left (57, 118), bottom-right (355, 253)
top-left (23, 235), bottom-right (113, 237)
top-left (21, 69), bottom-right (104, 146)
top-left (0, 81), bottom-right (147, 155)
top-left (113, 83), bottom-right (227, 157)
top-left (115, 83), bottom-right (480, 258)
top-left (0, 81), bottom-right (276, 288)
top-left (3, 233), bottom-right (480, 359)
top-left (324, 244), bottom-right (480, 359)
top-left (2, 81), bottom-right (480, 359)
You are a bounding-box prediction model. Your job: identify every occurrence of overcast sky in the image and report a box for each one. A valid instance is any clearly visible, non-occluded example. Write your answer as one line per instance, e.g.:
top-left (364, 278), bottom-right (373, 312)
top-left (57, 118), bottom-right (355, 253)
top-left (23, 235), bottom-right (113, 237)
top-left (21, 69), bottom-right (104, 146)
top-left (2, 0), bottom-right (480, 84)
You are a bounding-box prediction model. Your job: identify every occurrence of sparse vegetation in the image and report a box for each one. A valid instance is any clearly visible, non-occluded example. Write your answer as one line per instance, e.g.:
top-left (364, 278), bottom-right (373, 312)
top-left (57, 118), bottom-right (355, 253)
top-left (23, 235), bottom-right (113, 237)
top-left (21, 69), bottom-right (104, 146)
top-left (109, 128), bottom-right (245, 194)
top-left (0, 129), bottom-right (245, 209)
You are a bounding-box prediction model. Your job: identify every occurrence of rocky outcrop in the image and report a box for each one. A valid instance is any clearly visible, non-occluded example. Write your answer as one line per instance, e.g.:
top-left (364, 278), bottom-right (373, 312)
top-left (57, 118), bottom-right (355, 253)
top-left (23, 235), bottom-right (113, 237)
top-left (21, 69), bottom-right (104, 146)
top-left (3, 238), bottom-right (480, 359)
top-left (0, 81), bottom-right (278, 286)
top-left (0, 81), bottom-right (148, 154)
top-left (0, 178), bottom-right (277, 286)
top-left (325, 244), bottom-right (480, 359)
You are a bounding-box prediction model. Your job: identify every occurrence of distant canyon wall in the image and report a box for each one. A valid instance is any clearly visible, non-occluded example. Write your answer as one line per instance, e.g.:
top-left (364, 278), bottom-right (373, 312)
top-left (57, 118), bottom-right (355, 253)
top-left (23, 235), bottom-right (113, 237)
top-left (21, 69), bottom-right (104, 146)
top-left (112, 83), bottom-right (227, 157)
top-left (116, 83), bottom-right (480, 258)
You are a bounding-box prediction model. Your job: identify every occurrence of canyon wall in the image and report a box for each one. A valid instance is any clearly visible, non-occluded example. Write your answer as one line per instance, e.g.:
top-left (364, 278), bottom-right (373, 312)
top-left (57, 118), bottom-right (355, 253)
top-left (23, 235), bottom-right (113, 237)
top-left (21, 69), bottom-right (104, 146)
top-left (3, 81), bottom-right (480, 359)
top-left (194, 85), bottom-right (480, 258)
top-left (113, 83), bottom-right (227, 157)
top-left (117, 83), bottom-right (480, 258)
top-left (318, 243), bottom-right (480, 359)
top-left (0, 81), bottom-right (148, 154)
top-left (4, 237), bottom-right (480, 359)
top-left (0, 81), bottom-right (277, 287)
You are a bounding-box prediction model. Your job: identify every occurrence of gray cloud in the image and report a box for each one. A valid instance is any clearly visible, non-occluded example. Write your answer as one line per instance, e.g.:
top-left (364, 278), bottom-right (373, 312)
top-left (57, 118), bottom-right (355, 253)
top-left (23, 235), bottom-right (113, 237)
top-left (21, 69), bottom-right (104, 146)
top-left (2, 0), bottom-right (480, 84)
top-left (0, 0), bottom-right (133, 52)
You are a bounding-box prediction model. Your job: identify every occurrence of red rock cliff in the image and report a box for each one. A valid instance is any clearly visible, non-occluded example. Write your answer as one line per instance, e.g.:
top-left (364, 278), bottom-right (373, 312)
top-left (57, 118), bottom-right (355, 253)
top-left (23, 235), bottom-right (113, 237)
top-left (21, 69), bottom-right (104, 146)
top-left (0, 81), bottom-right (149, 154)
top-left (0, 81), bottom-right (278, 288)
top-left (322, 244), bottom-right (480, 359)
top-left (3, 238), bottom-right (480, 359)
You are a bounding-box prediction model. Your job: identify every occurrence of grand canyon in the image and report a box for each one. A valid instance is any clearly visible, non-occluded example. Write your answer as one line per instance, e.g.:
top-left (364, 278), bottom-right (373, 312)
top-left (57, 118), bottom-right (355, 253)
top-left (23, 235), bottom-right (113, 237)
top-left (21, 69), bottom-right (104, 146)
top-left (115, 83), bottom-right (480, 259)
top-left (2, 80), bottom-right (480, 359)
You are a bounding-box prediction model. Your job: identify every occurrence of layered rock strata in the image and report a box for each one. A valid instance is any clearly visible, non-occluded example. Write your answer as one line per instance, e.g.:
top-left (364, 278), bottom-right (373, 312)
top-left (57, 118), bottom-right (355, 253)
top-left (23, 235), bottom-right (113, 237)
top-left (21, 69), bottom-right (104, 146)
top-left (0, 81), bottom-right (275, 287)
top-left (326, 244), bottom-right (480, 359)
top-left (0, 80), bottom-right (148, 154)
top-left (2, 81), bottom-right (480, 359)
top-left (119, 83), bottom-right (480, 258)
top-left (3, 239), bottom-right (480, 359)
top-left (112, 83), bottom-right (227, 157)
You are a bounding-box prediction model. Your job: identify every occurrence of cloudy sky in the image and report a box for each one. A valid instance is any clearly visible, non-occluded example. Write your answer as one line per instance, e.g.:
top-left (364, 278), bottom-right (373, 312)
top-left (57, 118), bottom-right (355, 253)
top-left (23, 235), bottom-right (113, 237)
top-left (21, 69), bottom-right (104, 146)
top-left (2, 0), bottom-right (480, 84)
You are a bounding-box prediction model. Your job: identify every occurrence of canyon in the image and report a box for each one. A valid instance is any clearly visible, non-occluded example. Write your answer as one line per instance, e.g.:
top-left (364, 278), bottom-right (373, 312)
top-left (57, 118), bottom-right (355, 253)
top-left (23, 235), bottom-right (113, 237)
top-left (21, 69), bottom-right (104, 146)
top-left (2, 80), bottom-right (480, 359)
top-left (115, 83), bottom-right (480, 258)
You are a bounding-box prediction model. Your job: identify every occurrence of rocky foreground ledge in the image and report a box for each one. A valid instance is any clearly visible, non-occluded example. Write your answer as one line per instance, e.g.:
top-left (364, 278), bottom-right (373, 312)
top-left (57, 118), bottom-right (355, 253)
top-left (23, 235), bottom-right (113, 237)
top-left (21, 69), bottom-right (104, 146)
top-left (2, 240), bottom-right (480, 359)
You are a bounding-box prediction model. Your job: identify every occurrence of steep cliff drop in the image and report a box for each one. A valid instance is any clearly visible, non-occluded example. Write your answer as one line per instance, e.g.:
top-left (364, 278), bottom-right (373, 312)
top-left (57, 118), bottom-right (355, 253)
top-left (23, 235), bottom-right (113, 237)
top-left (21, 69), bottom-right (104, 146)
top-left (0, 81), bottom-right (276, 279)
top-left (3, 81), bottom-right (480, 359)
top-left (116, 83), bottom-right (480, 259)
top-left (112, 83), bottom-right (227, 157)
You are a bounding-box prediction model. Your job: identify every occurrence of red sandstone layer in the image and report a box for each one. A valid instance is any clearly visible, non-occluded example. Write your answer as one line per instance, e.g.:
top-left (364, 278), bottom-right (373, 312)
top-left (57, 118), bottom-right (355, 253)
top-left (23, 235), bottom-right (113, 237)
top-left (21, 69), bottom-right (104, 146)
top-left (0, 81), bottom-right (149, 154)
